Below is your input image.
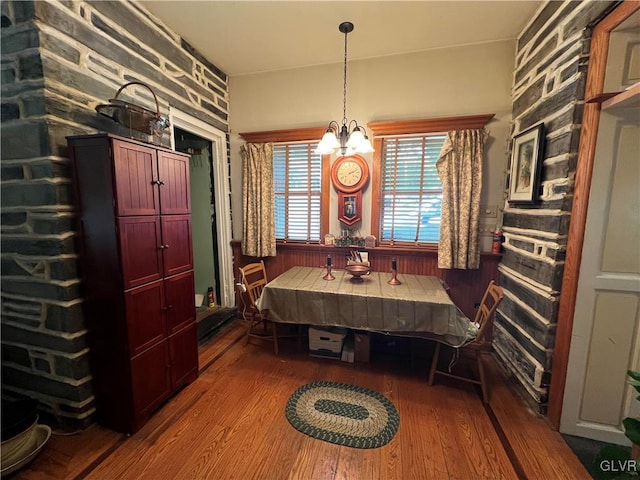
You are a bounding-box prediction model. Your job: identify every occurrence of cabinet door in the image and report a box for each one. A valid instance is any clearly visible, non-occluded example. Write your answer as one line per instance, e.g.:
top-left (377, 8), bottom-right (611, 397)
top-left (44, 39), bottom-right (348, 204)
top-left (125, 280), bottom-right (166, 357)
top-left (119, 217), bottom-right (163, 288)
top-left (161, 215), bottom-right (193, 276)
top-left (158, 151), bottom-right (191, 215)
top-left (164, 270), bottom-right (196, 335)
top-left (130, 340), bottom-right (171, 423)
top-left (169, 323), bottom-right (198, 390)
top-left (112, 140), bottom-right (160, 216)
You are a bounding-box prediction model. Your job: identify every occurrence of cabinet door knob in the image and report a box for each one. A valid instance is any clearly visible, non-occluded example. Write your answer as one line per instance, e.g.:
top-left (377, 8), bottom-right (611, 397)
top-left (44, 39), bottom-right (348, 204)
top-left (159, 244), bottom-right (169, 249)
top-left (158, 180), bottom-right (165, 186)
top-left (151, 180), bottom-right (161, 185)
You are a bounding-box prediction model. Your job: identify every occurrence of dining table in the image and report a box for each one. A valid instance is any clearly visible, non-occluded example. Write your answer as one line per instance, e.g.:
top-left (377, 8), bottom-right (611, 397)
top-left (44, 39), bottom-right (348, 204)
top-left (255, 266), bottom-right (474, 347)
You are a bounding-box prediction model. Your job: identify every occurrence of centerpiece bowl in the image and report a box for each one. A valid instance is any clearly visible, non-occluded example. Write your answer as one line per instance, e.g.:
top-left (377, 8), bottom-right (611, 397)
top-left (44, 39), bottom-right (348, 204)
top-left (344, 264), bottom-right (370, 282)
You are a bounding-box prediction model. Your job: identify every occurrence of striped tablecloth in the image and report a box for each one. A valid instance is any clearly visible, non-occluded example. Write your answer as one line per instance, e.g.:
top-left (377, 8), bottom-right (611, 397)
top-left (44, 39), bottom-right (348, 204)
top-left (256, 266), bottom-right (471, 346)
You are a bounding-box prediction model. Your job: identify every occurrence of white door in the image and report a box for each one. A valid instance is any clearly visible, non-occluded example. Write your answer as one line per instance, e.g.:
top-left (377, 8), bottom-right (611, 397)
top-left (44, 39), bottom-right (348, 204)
top-left (560, 116), bottom-right (639, 444)
top-left (560, 8), bottom-right (640, 444)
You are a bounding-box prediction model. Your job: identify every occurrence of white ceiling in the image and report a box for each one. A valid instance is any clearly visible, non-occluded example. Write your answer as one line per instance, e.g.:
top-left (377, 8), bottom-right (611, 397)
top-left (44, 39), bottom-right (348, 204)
top-left (140, 1), bottom-right (544, 77)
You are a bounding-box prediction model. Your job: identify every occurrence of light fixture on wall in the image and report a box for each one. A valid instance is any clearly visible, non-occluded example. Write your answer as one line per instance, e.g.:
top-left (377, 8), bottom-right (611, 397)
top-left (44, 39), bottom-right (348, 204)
top-left (314, 22), bottom-right (374, 156)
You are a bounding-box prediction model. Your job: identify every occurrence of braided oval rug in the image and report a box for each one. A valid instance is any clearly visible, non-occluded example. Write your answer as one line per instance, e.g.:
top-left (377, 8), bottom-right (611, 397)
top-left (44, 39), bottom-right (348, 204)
top-left (285, 381), bottom-right (399, 449)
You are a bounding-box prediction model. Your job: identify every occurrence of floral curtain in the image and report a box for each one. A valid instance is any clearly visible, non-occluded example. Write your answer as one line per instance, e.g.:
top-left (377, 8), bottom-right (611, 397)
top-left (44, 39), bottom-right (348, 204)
top-left (241, 143), bottom-right (276, 257)
top-left (436, 129), bottom-right (488, 269)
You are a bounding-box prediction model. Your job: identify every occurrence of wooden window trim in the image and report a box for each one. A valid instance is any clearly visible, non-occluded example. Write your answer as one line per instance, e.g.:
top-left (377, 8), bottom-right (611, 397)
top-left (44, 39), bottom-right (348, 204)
top-left (369, 114), bottom-right (494, 247)
top-left (240, 127), bottom-right (330, 240)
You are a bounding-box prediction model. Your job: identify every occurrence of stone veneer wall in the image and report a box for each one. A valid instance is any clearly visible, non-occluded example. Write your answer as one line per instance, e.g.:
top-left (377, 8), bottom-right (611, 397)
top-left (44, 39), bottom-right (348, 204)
top-left (1, 0), bottom-right (229, 429)
top-left (494, 0), bottom-right (616, 412)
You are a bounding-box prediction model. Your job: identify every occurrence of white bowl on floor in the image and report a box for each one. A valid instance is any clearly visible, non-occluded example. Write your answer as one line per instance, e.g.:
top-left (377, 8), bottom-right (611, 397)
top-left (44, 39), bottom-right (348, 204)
top-left (1, 423), bottom-right (51, 476)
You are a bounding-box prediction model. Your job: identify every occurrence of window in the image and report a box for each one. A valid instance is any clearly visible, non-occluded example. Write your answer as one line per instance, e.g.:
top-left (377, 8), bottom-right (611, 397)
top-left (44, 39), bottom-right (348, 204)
top-left (379, 134), bottom-right (446, 243)
top-left (273, 142), bottom-right (322, 241)
top-left (239, 127), bottom-right (330, 244)
top-left (368, 115), bottom-right (494, 246)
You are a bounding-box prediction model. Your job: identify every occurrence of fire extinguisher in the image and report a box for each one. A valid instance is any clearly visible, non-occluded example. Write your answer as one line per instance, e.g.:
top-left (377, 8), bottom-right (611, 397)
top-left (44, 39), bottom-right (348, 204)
top-left (491, 228), bottom-right (503, 254)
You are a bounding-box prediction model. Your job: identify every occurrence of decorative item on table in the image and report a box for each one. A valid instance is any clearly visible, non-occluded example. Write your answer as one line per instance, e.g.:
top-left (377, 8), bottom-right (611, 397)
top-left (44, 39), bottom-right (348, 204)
top-left (344, 263), bottom-right (370, 282)
top-left (344, 249), bottom-right (370, 282)
top-left (323, 255), bottom-right (335, 281)
top-left (388, 258), bottom-right (401, 285)
top-left (95, 81), bottom-right (170, 141)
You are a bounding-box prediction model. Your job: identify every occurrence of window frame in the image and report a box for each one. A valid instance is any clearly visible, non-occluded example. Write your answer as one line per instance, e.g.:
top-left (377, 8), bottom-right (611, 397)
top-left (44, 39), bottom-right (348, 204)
top-left (368, 114), bottom-right (494, 248)
top-left (239, 127), bottom-right (330, 243)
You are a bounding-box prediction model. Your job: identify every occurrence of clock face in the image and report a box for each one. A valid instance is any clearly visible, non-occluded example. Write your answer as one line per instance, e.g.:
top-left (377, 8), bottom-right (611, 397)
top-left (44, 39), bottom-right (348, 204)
top-left (331, 154), bottom-right (369, 193)
top-left (337, 160), bottom-right (363, 187)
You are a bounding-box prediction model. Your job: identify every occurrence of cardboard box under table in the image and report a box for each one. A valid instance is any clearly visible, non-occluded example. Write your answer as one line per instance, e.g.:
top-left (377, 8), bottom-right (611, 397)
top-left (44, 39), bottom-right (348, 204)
top-left (309, 326), bottom-right (347, 359)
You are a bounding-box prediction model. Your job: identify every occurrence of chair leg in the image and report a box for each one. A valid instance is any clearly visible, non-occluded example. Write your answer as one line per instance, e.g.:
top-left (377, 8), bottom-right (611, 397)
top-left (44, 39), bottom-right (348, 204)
top-left (428, 342), bottom-right (441, 385)
top-left (477, 351), bottom-right (488, 403)
top-left (244, 314), bottom-right (255, 346)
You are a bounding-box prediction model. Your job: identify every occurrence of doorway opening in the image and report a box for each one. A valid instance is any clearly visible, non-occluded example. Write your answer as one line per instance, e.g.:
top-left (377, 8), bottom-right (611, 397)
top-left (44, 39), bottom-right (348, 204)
top-left (174, 128), bottom-right (221, 305)
top-left (168, 108), bottom-right (236, 341)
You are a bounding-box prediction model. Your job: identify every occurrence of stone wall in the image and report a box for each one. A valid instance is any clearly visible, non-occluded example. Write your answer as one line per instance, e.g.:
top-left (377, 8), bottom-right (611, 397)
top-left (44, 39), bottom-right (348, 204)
top-left (494, 0), bottom-right (616, 411)
top-left (1, 0), bottom-right (229, 429)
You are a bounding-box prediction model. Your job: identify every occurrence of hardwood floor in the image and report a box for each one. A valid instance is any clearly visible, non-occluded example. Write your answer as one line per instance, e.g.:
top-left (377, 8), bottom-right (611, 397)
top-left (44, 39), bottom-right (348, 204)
top-left (15, 320), bottom-right (589, 479)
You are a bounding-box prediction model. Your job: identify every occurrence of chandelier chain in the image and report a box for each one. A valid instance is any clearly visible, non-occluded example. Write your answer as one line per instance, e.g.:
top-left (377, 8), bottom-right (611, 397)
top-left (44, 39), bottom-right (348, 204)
top-left (342, 27), bottom-right (348, 126)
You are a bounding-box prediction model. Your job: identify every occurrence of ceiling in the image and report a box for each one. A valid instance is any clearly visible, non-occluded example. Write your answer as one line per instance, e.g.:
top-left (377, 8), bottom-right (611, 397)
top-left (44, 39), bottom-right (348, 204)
top-left (140, 1), bottom-right (544, 77)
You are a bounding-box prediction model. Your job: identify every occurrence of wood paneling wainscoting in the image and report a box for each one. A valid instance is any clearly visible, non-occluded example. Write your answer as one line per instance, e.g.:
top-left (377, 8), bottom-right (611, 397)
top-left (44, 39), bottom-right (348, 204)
top-left (231, 240), bottom-right (501, 320)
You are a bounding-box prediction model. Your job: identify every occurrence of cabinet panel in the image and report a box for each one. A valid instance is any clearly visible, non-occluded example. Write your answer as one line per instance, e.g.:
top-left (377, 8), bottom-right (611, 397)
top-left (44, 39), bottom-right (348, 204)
top-left (131, 340), bottom-right (171, 420)
top-left (113, 140), bottom-right (159, 216)
top-left (158, 151), bottom-right (191, 214)
top-left (161, 215), bottom-right (193, 276)
top-left (165, 270), bottom-right (196, 335)
top-left (125, 280), bottom-right (166, 356)
top-left (169, 323), bottom-right (199, 390)
top-left (119, 216), bottom-right (163, 288)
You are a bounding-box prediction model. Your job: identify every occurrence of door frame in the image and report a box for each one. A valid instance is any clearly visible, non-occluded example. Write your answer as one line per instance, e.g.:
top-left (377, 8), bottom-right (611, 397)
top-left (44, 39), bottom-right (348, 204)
top-left (168, 108), bottom-right (235, 308)
top-left (548, 0), bottom-right (640, 428)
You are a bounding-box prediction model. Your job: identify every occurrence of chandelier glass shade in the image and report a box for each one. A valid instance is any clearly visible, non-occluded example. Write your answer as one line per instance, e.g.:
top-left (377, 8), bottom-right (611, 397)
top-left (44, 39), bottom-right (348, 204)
top-left (314, 22), bottom-right (374, 157)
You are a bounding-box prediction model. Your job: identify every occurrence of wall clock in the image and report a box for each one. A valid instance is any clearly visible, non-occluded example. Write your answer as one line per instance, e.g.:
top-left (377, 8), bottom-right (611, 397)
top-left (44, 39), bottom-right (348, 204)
top-left (330, 154), bottom-right (369, 193)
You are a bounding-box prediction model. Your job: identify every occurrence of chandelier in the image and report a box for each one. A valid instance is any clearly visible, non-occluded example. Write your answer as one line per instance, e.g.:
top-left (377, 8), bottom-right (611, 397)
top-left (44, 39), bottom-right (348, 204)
top-left (314, 22), bottom-right (374, 156)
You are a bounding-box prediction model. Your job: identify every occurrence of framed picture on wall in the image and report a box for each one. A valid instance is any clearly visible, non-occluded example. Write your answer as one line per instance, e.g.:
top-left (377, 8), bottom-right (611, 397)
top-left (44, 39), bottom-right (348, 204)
top-left (508, 123), bottom-right (545, 204)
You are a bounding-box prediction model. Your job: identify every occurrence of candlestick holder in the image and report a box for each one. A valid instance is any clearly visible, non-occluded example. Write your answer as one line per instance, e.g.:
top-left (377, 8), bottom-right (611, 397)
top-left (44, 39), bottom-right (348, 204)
top-left (323, 265), bottom-right (335, 281)
top-left (387, 269), bottom-right (401, 285)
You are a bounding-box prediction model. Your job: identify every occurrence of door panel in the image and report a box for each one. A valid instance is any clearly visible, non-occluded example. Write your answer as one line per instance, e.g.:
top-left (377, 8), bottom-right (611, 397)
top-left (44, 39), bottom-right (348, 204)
top-left (125, 280), bottom-right (165, 356)
top-left (118, 216), bottom-right (163, 288)
top-left (130, 340), bottom-right (171, 420)
top-left (113, 140), bottom-right (159, 216)
top-left (161, 215), bottom-right (193, 276)
top-left (158, 151), bottom-right (191, 214)
top-left (164, 270), bottom-right (196, 335)
top-left (169, 323), bottom-right (198, 390)
top-left (561, 117), bottom-right (640, 443)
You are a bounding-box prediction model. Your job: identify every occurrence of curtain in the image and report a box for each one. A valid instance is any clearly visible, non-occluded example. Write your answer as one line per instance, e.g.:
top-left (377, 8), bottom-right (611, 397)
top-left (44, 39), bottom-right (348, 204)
top-left (436, 129), bottom-right (488, 269)
top-left (241, 143), bottom-right (276, 257)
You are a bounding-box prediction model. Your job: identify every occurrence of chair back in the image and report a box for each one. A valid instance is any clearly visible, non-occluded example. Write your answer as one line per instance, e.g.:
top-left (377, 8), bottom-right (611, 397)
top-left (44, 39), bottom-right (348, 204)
top-left (239, 261), bottom-right (268, 308)
top-left (472, 280), bottom-right (504, 346)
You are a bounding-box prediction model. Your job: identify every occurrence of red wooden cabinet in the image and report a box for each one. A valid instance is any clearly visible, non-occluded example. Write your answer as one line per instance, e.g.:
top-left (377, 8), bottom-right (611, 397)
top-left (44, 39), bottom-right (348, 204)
top-left (68, 133), bottom-right (199, 434)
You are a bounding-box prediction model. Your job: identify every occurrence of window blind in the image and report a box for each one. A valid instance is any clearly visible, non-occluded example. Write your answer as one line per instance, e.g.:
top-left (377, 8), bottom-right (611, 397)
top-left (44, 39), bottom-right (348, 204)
top-left (380, 134), bottom-right (446, 243)
top-left (273, 143), bottom-right (321, 242)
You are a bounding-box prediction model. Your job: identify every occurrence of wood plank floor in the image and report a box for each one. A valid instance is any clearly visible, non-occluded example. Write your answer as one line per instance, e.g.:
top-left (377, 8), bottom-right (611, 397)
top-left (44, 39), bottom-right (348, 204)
top-left (15, 320), bottom-right (589, 480)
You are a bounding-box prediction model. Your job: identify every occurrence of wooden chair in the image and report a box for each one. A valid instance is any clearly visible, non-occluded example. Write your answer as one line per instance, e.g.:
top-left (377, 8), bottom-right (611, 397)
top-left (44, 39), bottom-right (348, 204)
top-left (428, 280), bottom-right (504, 403)
top-left (239, 261), bottom-right (279, 355)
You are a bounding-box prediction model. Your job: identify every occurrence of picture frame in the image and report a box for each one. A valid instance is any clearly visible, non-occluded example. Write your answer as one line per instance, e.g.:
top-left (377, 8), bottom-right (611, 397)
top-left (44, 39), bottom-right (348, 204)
top-left (508, 123), bottom-right (545, 204)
